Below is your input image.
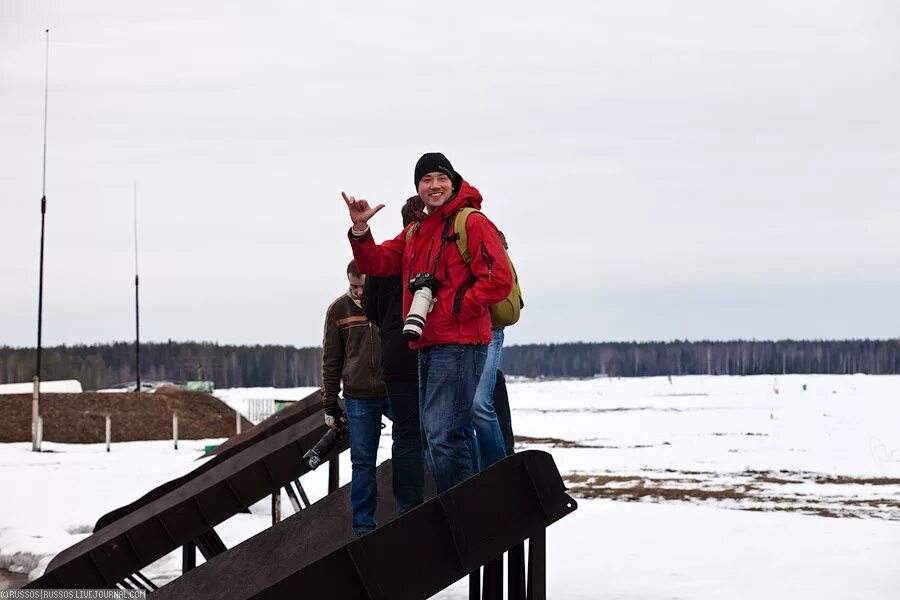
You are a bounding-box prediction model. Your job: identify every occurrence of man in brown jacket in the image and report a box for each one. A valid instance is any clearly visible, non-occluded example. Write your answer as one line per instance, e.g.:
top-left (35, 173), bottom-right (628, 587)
top-left (321, 260), bottom-right (391, 537)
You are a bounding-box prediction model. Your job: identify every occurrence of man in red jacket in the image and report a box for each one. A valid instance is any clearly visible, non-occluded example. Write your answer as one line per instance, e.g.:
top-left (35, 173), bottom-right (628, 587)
top-left (342, 152), bottom-right (512, 492)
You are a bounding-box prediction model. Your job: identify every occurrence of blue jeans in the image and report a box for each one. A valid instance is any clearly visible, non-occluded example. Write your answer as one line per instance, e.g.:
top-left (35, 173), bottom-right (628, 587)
top-left (345, 397), bottom-right (393, 537)
top-left (418, 344), bottom-right (486, 493)
top-left (471, 328), bottom-right (508, 470)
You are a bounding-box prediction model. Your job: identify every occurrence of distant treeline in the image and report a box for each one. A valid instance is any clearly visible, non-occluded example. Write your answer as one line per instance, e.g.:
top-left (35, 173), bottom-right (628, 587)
top-left (500, 339), bottom-right (900, 378)
top-left (1, 339), bottom-right (898, 391)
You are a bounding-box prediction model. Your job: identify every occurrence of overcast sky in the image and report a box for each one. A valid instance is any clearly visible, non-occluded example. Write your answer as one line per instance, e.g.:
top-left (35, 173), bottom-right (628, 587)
top-left (1, 0), bottom-right (899, 348)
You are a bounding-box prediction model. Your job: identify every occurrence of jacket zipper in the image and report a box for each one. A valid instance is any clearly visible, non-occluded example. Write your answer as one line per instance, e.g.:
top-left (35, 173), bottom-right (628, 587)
top-left (480, 241), bottom-right (494, 282)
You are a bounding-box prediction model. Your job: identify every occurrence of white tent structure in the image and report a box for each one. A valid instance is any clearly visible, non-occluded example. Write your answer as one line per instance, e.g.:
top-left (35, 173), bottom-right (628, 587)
top-left (0, 380), bottom-right (83, 395)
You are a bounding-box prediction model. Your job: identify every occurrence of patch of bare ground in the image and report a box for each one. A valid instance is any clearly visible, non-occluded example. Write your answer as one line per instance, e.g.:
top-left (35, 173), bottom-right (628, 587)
top-left (753, 476), bottom-right (804, 485)
top-left (518, 406), bottom-right (723, 414)
top-left (742, 506), bottom-right (849, 519)
top-left (515, 435), bottom-right (667, 450)
top-left (563, 474), bottom-right (756, 503)
top-left (515, 435), bottom-right (591, 448)
top-left (0, 390), bottom-right (250, 443)
top-left (562, 470), bottom-right (900, 520)
top-left (815, 476), bottom-right (900, 485)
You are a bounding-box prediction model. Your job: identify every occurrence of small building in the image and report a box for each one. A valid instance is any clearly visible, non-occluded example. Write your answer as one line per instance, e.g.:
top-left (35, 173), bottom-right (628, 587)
top-left (0, 380), bottom-right (83, 395)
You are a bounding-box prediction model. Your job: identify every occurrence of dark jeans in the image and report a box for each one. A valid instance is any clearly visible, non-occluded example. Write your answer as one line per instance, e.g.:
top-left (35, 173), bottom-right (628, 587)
top-left (493, 370), bottom-right (515, 455)
top-left (418, 344), bottom-right (486, 493)
top-left (345, 396), bottom-right (392, 537)
top-left (384, 378), bottom-right (424, 513)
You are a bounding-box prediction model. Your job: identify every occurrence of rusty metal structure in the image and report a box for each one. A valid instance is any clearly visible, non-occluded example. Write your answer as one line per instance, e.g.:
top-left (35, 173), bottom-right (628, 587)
top-left (26, 390), bottom-right (577, 599)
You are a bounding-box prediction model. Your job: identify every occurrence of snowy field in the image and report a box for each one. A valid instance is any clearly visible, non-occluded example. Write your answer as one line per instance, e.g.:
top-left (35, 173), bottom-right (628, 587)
top-left (2, 375), bottom-right (899, 598)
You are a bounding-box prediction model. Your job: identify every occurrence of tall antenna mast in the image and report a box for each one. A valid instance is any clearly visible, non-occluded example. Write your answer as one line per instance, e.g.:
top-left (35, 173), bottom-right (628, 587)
top-left (134, 181), bottom-right (141, 392)
top-left (33, 28), bottom-right (50, 452)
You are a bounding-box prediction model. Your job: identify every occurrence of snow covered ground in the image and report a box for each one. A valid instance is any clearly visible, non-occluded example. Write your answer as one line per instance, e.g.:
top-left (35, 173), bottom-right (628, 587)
top-left (1, 375), bottom-right (899, 598)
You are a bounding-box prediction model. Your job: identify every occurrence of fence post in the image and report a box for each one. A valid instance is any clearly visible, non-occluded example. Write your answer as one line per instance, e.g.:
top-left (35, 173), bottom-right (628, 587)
top-left (173, 413), bottom-right (179, 450)
top-left (36, 416), bottom-right (43, 451)
top-left (236, 409), bottom-right (242, 435)
top-left (105, 415), bottom-right (111, 452)
top-left (32, 376), bottom-right (41, 452)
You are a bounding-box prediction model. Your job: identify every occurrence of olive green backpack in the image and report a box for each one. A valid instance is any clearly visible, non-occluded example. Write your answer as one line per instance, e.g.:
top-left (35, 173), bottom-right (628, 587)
top-left (408, 208), bottom-right (524, 328)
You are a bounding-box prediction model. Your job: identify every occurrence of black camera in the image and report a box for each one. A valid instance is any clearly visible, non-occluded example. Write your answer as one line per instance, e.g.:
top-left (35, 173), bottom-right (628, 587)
top-left (303, 424), bottom-right (349, 470)
top-left (403, 273), bottom-right (441, 341)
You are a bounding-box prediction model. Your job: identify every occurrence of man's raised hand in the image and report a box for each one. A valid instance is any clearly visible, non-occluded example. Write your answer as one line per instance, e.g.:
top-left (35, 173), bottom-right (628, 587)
top-left (342, 192), bottom-right (385, 231)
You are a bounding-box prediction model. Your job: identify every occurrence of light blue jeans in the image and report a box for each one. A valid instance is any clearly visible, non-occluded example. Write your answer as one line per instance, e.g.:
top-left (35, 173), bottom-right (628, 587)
top-left (471, 328), bottom-right (508, 470)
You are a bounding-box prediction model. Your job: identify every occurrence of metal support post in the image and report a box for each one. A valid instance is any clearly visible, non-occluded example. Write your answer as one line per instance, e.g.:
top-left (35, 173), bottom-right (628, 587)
top-left (272, 491), bottom-right (282, 525)
top-left (469, 570), bottom-right (481, 600)
top-left (526, 530), bottom-right (547, 600)
top-left (508, 542), bottom-right (527, 599)
top-left (182, 540), bottom-right (196, 574)
top-left (483, 554), bottom-right (504, 599)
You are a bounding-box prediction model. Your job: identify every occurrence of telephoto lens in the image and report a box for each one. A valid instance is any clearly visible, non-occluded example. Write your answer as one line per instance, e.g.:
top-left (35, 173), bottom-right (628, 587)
top-left (303, 426), bottom-right (347, 470)
top-left (403, 286), bottom-right (433, 341)
top-left (403, 272), bottom-right (439, 341)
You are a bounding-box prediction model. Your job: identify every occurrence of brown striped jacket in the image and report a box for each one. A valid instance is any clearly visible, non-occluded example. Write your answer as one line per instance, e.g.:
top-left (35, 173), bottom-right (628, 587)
top-left (320, 292), bottom-right (385, 408)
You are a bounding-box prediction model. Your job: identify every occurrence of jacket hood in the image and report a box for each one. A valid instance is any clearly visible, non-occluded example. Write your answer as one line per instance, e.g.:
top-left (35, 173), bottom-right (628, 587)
top-left (433, 179), bottom-right (482, 219)
top-left (412, 178), bottom-right (482, 223)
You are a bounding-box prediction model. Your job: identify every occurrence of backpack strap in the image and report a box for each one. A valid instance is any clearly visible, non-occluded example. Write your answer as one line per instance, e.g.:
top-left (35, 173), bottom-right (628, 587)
top-left (451, 207), bottom-right (481, 263)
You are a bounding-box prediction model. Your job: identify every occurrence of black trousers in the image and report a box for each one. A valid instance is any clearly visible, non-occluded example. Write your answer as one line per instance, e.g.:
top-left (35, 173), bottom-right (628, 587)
top-left (384, 377), bottom-right (425, 512)
top-left (493, 371), bottom-right (515, 455)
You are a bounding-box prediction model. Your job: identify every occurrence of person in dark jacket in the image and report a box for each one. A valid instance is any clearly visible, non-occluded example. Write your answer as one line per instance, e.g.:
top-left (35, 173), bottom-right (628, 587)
top-left (321, 260), bottom-right (390, 537)
top-left (361, 196), bottom-right (426, 514)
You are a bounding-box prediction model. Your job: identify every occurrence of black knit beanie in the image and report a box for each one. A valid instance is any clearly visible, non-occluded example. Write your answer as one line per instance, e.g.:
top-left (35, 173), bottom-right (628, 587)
top-left (414, 152), bottom-right (457, 188)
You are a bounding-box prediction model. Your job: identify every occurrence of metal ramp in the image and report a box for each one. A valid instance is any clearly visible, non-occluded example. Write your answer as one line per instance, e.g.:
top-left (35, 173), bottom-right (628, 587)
top-left (27, 394), bottom-right (347, 591)
top-left (93, 390), bottom-right (323, 533)
top-left (150, 450), bottom-right (576, 600)
top-left (26, 383), bottom-right (577, 599)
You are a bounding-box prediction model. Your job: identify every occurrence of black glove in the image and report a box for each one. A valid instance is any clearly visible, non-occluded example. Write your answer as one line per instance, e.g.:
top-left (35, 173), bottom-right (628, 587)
top-left (324, 406), bottom-right (347, 430)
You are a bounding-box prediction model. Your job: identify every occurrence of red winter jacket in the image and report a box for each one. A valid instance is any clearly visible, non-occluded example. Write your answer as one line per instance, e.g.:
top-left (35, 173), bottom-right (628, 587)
top-left (348, 180), bottom-right (513, 350)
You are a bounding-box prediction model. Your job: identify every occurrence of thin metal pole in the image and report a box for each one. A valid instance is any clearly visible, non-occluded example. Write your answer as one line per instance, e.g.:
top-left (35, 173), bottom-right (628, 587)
top-left (293, 479), bottom-right (311, 508)
top-left (284, 484), bottom-right (301, 513)
top-left (33, 28), bottom-right (50, 452)
top-left (134, 181), bottom-right (141, 392)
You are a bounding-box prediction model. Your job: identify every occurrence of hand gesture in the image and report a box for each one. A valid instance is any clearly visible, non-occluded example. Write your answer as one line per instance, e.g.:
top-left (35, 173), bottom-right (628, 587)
top-left (342, 192), bottom-right (384, 231)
